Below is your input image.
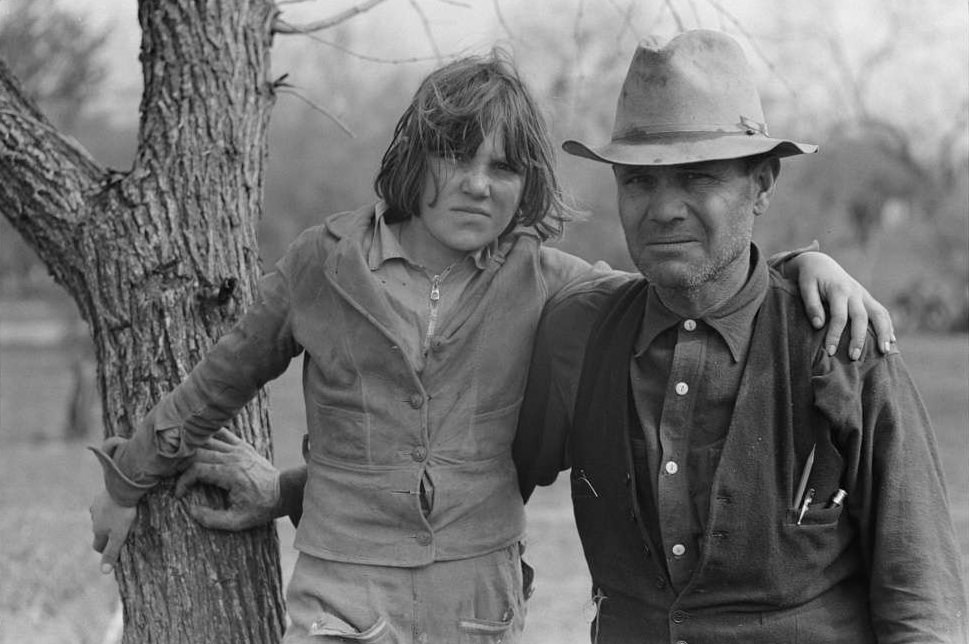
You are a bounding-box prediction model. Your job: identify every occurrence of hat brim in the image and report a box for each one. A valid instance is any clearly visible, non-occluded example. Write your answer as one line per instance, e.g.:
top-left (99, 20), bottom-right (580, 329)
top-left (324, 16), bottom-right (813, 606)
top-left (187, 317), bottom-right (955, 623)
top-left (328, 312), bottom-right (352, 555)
top-left (563, 132), bottom-right (817, 166)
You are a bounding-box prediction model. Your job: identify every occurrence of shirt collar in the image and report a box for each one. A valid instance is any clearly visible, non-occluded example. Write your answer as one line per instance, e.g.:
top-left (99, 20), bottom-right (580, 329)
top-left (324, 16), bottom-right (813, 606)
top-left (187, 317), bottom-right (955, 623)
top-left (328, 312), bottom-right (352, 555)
top-left (367, 201), bottom-right (495, 272)
top-left (634, 244), bottom-right (769, 363)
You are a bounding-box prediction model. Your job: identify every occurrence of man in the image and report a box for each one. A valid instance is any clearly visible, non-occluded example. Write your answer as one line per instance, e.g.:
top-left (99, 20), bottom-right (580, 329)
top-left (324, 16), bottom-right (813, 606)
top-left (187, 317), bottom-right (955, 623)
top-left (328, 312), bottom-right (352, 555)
top-left (514, 30), bottom-right (966, 643)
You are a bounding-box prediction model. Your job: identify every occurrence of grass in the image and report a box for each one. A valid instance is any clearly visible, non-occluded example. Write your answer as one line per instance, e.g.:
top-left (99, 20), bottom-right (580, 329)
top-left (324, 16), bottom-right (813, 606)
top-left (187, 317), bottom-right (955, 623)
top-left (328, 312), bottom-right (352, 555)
top-left (1, 333), bottom-right (966, 643)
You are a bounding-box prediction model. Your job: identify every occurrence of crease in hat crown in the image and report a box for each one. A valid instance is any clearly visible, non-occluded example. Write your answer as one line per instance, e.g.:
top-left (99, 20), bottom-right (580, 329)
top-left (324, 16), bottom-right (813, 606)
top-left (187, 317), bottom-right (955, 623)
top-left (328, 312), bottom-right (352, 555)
top-left (564, 29), bottom-right (817, 166)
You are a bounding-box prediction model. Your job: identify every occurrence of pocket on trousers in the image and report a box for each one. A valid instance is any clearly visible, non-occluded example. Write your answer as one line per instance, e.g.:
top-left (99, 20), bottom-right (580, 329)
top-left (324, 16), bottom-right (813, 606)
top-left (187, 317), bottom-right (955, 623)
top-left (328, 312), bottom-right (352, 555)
top-left (308, 613), bottom-right (390, 642)
top-left (457, 610), bottom-right (514, 642)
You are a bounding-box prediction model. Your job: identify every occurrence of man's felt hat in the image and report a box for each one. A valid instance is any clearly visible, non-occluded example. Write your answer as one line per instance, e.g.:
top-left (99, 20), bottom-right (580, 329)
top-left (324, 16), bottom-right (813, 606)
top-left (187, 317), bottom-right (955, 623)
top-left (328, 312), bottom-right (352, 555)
top-left (563, 30), bottom-right (818, 166)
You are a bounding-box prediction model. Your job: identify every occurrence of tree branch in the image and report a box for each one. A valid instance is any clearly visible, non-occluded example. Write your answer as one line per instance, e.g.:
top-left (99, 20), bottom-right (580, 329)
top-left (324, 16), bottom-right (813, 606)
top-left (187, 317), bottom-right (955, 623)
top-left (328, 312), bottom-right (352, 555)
top-left (276, 88), bottom-right (356, 137)
top-left (407, 0), bottom-right (443, 63)
top-left (492, 0), bottom-right (516, 41)
top-left (0, 59), bottom-right (104, 269)
top-left (704, 0), bottom-right (797, 97)
top-left (663, 0), bottom-right (685, 31)
top-left (274, 26), bottom-right (442, 63)
top-left (273, 0), bottom-right (389, 34)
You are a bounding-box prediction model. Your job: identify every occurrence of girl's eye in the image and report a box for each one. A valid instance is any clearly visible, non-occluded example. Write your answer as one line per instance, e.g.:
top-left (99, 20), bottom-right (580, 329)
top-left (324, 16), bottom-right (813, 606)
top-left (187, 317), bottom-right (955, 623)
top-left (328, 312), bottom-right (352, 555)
top-left (493, 160), bottom-right (518, 173)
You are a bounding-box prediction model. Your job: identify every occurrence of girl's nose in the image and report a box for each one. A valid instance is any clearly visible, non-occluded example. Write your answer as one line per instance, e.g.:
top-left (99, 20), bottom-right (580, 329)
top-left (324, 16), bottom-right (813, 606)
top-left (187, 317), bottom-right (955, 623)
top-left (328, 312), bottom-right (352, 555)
top-left (461, 166), bottom-right (490, 197)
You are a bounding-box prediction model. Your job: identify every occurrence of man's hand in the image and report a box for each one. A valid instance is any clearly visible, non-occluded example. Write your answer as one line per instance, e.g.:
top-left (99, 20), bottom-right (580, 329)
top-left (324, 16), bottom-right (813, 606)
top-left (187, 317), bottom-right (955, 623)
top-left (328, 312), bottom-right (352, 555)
top-left (90, 490), bottom-right (137, 574)
top-left (174, 428), bottom-right (281, 531)
top-left (788, 251), bottom-right (895, 359)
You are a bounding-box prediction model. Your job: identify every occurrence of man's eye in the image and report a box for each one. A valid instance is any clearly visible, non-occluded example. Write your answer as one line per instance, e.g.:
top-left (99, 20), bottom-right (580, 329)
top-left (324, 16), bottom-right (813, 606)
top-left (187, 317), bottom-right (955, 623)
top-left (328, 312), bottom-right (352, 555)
top-left (624, 174), bottom-right (653, 187)
top-left (683, 172), bottom-right (716, 184)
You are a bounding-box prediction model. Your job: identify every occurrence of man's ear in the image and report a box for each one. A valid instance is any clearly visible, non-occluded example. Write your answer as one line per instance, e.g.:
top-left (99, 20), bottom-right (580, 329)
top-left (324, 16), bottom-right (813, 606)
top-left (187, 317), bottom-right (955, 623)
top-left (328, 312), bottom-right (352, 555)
top-left (752, 157), bottom-right (780, 217)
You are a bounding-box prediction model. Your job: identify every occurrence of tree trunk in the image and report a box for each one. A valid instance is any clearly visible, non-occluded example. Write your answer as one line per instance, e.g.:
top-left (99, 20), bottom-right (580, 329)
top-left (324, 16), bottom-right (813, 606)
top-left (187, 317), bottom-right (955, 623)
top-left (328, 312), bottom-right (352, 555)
top-left (0, 0), bottom-right (285, 641)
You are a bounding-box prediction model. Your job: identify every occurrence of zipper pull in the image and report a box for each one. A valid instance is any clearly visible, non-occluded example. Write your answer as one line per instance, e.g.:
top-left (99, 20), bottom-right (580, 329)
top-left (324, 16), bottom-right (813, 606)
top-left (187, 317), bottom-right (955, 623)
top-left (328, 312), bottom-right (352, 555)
top-left (430, 276), bottom-right (442, 302)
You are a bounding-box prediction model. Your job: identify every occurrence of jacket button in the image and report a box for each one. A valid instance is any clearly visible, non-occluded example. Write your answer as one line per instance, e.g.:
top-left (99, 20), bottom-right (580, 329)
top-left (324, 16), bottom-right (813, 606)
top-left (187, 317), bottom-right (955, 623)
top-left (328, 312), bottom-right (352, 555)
top-left (671, 610), bottom-right (687, 623)
top-left (411, 446), bottom-right (427, 462)
top-left (416, 532), bottom-right (432, 546)
top-left (409, 393), bottom-right (424, 408)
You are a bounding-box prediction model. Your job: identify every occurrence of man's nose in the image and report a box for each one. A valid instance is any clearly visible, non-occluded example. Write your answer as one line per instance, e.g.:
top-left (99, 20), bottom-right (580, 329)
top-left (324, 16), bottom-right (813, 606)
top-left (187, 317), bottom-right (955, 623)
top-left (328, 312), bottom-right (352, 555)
top-left (647, 187), bottom-right (687, 223)
top-left (461, 165), bottom-right (490, 197)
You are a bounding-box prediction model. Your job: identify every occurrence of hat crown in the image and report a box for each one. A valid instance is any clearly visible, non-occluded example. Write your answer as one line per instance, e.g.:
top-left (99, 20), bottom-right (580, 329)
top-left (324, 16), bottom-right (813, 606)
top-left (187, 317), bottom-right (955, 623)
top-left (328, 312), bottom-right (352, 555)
top-left (613, 30), bottom-right (767, 141)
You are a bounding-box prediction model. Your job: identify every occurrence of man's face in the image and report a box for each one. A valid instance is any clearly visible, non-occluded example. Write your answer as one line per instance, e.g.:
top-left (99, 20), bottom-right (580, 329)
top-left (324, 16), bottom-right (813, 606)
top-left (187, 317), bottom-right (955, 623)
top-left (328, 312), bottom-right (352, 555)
top-left (614, 158), bottom-right (771, 291)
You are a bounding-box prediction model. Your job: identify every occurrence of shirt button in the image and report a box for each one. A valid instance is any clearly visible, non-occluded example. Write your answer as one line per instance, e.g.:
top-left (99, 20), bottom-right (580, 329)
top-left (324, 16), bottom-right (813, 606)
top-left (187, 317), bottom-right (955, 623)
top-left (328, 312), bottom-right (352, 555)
top-left (411, 446), bottom-right (427, 462)
top-left (409, 393), bottom-right (424, 408)
top-left (671, 610), bottom-right (688, 623)
top-left (671, 543), bottom-right (686, 557)
top-left (664, 461), bottom-right (679, 475)
top-left (683, 319), bottom-right (696, 331)
top-left (416, 532), bottom-right (432, 546)
top-left (674, 382), bottom-right (689, 396)
top-left (676, 640), bottom-right (689, 644)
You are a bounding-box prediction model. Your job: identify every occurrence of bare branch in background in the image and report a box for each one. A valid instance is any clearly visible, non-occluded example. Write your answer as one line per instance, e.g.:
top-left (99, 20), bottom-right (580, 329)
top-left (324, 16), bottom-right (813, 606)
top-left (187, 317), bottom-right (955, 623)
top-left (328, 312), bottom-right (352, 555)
top-left (492, 0), bottom-right (517, 41)
top-left (824, 31), bottom-right (868, 119)
top-left (686, 0), bottom-right (702, 27)
top-left (663, 0), bottom-right (686, 32)
top-left (276, 0), bottom-right (321, 5)
top-left (704, 0), bottom-right (797, 97)
top-left (605, 0), bottom-right (639, 44)
top-left (437, 0), bottom-right (471, 7)
top-left (274, 0), bottom-right (389, 34)
top-left (276, 87), bottom-right (356, 137)
top-left (275, 25), bottom-right (442, 63)
top-left (408, 0), bottom-right (444, 64)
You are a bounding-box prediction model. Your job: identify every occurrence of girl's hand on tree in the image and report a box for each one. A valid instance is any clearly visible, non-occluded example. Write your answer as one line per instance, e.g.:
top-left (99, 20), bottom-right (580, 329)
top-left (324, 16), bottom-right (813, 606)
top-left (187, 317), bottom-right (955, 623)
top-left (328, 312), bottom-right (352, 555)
top-left (789, 251), bottom-right (895, 359)
top-left (90, 490), bottom-right (137, 574)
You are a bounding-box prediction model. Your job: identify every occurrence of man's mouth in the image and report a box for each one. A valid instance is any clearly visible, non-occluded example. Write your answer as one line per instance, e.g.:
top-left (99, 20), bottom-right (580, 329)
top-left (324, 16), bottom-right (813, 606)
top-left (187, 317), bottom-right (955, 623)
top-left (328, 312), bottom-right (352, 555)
top-left (645, 237), bottom-right (697, 247)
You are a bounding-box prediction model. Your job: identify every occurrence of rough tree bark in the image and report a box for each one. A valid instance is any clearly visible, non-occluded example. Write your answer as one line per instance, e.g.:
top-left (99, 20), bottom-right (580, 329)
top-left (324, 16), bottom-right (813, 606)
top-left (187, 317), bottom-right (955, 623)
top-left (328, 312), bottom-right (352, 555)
top-left (0, 1), bottom-right (286, 641)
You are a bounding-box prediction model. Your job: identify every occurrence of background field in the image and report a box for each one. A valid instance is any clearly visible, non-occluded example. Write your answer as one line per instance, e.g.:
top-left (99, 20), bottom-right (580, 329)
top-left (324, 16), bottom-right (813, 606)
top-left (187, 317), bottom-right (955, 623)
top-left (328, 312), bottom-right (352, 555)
top-left (0, 319), bottom-right (966, 643)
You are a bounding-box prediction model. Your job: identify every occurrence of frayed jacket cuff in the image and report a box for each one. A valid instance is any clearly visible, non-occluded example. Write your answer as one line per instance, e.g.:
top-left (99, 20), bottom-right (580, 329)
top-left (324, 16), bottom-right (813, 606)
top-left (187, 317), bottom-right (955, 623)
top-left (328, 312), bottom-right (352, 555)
top-left (88, 439), bottom-right (155, 507)
top-left (89, 408), bottom-right (197, 506)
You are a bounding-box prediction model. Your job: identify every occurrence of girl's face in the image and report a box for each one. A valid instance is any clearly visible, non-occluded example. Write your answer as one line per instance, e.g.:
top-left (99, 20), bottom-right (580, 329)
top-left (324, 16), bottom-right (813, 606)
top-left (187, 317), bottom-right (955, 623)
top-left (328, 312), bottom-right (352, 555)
top-left (406, 130), bottom-right (524, 271)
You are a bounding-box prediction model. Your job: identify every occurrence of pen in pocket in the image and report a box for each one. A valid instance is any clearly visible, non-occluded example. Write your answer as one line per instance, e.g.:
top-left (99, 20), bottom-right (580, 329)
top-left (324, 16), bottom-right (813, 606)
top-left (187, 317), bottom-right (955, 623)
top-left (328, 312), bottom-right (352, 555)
top-left (793, 445), bottom-right (816, 509)
top-left (826, 488), bottom-right (847, 509)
